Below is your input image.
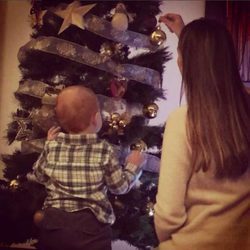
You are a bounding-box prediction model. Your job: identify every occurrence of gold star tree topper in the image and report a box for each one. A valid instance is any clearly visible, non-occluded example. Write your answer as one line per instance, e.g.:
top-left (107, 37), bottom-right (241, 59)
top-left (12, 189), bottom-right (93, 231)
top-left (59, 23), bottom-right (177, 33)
top-left (55, 1), bottom-right (96, 34)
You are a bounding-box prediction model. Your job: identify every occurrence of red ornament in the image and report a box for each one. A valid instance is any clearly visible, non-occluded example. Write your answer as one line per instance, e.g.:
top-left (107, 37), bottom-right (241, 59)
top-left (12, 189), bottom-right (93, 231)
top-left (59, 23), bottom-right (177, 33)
top-left (110, 78), bottom-right (128, 98)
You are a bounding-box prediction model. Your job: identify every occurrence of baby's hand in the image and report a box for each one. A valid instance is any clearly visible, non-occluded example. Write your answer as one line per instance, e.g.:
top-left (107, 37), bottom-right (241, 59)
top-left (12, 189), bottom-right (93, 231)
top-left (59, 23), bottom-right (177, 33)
top-left (47, 126), bottom-right (61, 141)
top-left (159, 13), bottom-right (185, 37)
top-left (126, 150), bottom-right (146, 166)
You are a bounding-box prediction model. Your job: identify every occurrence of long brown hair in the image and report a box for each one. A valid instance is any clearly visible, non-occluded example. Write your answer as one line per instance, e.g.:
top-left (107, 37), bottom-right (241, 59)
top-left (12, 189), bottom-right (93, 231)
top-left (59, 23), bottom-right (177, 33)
top-left (178, 18), bottom-right (250, 179)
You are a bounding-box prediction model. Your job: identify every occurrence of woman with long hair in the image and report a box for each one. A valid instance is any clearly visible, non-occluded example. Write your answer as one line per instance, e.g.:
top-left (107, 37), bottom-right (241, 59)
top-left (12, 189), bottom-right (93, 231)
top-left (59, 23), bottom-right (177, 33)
top-left (154, 14), bottom-right (250, 250)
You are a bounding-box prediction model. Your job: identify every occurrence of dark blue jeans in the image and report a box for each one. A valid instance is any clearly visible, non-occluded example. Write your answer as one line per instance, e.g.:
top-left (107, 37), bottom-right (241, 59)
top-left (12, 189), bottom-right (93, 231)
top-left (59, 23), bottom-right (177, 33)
top-left (36, 207), bottom-right (112, 250)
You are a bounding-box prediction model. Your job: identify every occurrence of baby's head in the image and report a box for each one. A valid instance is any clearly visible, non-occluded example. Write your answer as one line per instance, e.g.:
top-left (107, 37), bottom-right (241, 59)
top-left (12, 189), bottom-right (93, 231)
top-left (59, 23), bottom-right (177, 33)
top-left (55, 86), bottom-right (102, 134)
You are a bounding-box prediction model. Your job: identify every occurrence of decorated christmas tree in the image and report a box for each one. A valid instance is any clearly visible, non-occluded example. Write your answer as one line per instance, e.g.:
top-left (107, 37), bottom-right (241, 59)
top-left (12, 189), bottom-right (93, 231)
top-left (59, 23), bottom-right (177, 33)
top-left (0, 1), bottom-right (171, 249)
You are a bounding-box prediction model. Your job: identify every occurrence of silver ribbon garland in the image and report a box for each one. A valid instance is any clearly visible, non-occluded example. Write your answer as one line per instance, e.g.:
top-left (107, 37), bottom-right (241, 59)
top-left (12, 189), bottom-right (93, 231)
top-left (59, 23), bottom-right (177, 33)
top-left (18, 36), bottom-right (161, 88)
top-left (16, 80), bottom-right (64, 105)
top-left (14, 92), bottom-right (143, 139)
top-left (16, 80), bottom-right (48, 98)
top-left (98, 94), bottom-right (142, 121)
top-left (85, 14), bottom-right (158, 50)
top-left (15, 80), bottom-right (144, 122)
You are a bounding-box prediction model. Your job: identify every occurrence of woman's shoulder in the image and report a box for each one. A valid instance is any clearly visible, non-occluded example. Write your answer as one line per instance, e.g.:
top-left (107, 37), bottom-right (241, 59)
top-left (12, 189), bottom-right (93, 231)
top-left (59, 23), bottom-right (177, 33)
top-left (168, 106), bottom-right (187, 121)
top-left (164, 106), bottom-right (188, 136)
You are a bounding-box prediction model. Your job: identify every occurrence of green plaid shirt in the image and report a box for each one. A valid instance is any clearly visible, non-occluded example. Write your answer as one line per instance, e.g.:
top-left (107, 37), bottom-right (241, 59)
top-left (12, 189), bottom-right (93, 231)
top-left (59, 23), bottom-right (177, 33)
top-left (32, 132), bottom-right (140, 224)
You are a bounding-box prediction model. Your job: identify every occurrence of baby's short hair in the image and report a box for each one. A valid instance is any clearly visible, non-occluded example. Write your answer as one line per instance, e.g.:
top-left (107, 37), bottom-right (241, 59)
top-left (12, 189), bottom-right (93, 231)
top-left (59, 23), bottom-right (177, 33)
top-left (55, 86), bottom-right (99, 133)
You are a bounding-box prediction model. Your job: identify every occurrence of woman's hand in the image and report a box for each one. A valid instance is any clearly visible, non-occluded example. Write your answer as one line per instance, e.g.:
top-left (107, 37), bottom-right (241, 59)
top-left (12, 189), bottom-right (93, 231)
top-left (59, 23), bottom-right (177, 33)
top-left (159, 13), bottom-right (185, 37)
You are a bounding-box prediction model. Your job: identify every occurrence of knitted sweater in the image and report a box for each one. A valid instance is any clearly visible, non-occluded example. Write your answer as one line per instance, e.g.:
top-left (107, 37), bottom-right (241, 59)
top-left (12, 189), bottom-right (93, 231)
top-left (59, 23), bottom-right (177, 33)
top-left (154, 106), bottom-right (250, 250)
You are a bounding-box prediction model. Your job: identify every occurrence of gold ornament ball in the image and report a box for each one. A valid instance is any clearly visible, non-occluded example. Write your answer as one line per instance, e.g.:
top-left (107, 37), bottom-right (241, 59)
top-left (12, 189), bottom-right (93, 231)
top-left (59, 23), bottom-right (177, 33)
top-left (112, 124), bottom-right (119, 131)
top-left (130, 139), bottom-right (147, 152)
top-left (100, 43), bottom-right (113, 57)
top-left (9, 179), bottom-right (20, 189)
top-left (146, 201), bottom-right (155, 217)
top-left (103, 47), bottom-right (113, 57)
top-left (111, 112), bottom-right (121, 122)
top-left (118, 119), bottom-right (127, 128)
top-left (143, 103), bottom-right (159, 119)
top-left (112, 120), bottom-right (118, 126)
top-left (150, 26), bottom-right (167, 46)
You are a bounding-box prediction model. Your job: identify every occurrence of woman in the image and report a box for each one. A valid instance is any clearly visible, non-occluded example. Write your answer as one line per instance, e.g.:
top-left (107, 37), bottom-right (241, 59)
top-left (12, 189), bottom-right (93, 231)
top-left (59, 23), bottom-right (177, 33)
top-left (154, 14), bottom-right (250, 250)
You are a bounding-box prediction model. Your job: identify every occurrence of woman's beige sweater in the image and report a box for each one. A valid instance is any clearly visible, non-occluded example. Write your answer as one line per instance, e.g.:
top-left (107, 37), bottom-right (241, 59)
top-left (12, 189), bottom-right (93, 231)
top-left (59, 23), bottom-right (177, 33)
top-left (154, 106), bottom-right (250, 250)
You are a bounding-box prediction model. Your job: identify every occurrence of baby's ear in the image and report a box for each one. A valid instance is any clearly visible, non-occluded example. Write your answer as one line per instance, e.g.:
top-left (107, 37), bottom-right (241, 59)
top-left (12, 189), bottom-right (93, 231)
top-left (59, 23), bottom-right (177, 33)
top-left (92, 111), bottom-right (102, 132)
top-left (92, 111), bottom-right (99, 125)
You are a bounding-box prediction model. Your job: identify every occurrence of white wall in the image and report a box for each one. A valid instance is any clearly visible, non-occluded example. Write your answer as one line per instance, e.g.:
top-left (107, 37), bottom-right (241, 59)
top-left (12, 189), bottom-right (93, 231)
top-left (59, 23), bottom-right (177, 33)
top-left (0, 0), bottom-right (32, 178)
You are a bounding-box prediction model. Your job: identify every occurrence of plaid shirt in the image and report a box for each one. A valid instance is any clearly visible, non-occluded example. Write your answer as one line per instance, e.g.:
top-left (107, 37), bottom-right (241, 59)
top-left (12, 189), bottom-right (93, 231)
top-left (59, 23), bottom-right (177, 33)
top-left (32, 132), bottom-right (141, 224)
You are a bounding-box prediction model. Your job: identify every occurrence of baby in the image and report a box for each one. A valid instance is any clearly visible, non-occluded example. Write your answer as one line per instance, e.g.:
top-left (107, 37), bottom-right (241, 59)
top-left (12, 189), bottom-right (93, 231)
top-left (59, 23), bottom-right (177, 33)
top-left (31, 85), bottom-right (145, 250)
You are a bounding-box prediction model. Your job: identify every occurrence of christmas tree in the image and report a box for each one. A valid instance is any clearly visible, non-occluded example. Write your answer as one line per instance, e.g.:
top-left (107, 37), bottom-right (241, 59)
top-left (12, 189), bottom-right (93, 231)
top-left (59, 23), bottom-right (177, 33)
top-left (0, 1), bottom-right (171, 249)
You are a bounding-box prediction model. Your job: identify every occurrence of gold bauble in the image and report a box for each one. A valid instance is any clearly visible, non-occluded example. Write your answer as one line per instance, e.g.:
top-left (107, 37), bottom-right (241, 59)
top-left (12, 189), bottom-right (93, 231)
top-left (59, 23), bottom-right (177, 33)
top-left (112, 120), bottom-right (118, 126)
top-left (100, 43), bottom-right (113, 57)
top-left (150, 26), bottom-right (166, 46)
top-left (107, 113), bottom-right (128, 134)
top-left (112, 124), bottom-right (119, 131)
top-left (146, 201), bottom-right (155, 217)
top-left (143, 103), bottom-right (159, 119)
top-left (9, 179), bottom-right (20, 189)
top-left (111, 112), bottom-right (121, 122)
top-left (118, 119), bottom-right (127, 128)
top-left (130, 139), bottom-right (147, 152)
